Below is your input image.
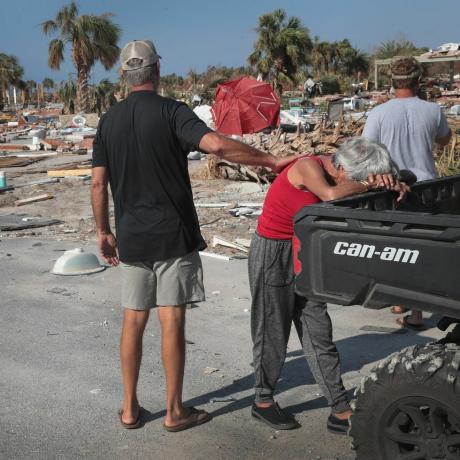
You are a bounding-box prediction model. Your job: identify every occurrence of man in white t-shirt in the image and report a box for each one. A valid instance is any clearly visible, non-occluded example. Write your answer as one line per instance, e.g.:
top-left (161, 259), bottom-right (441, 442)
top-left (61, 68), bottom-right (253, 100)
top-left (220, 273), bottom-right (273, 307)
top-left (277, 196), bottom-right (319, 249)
top-left (364, 56), bottom-right (452, 329)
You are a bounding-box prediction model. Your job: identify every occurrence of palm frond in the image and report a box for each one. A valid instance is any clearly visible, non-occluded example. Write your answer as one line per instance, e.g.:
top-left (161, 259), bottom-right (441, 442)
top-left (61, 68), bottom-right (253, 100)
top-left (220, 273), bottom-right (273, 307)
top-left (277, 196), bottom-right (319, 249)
top-left (41, 20), bottom-right (58, 35)
top-left (56, 3), bottom-right (77, 34)
top-left (48, 39), bottom-right (65, 70)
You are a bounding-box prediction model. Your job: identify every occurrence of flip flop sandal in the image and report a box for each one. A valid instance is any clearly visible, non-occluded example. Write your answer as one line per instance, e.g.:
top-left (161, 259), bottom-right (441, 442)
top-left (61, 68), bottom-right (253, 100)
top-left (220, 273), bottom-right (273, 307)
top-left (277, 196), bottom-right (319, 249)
top-left (390, 306), bottom-right (409, 314)
top-left (163, 407), bottom-right (212, 433)
top-left (396, 315), bottom-right (424, 331)
top-left (118, 408), bottom-right (143, 429)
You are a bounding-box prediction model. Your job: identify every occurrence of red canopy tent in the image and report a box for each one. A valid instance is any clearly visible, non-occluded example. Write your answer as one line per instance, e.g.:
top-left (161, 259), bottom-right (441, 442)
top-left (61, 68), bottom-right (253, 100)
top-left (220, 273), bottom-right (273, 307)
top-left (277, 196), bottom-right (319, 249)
top-left (211, 77), bottom-right (280, 136)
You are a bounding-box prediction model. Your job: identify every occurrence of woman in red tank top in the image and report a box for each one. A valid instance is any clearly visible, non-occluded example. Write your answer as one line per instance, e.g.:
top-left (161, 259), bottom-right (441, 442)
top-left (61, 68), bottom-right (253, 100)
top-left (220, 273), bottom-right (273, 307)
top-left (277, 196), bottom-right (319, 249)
top-left (257, 155), bottom-right (324, 239)
top-left (248, 137), bottom-right (409, 433)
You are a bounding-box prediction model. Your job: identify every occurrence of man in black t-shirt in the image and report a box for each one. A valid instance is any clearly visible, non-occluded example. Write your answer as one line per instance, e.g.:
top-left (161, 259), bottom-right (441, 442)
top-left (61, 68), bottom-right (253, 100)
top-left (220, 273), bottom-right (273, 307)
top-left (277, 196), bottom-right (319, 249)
top-left (92, 39), bottom-right (292, 432)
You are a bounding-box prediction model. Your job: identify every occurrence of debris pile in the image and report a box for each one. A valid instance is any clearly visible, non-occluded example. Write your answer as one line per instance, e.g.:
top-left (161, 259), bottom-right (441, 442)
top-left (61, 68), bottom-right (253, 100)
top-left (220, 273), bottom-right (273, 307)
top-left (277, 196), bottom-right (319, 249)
top-left (207, 117), bottom-right (366, 183)
top-left (0, 109), bottom-right (97, 155)
top-left (435, 117), bottom-right (460, 176)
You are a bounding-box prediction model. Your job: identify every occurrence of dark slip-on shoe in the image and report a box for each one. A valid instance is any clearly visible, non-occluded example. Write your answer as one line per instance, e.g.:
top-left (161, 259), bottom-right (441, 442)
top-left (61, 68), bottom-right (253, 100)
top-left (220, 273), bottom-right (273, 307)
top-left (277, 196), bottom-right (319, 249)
top-left (327, 413), bottom-right (349, 435)
top-left (251, 403), bottom-right (300, 430)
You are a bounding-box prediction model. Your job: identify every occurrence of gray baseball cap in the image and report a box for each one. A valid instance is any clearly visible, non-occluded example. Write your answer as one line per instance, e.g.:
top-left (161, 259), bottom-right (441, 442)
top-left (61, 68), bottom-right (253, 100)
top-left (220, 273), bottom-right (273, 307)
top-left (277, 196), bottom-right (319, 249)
top-left (120, 40), bottom-right (160, 71)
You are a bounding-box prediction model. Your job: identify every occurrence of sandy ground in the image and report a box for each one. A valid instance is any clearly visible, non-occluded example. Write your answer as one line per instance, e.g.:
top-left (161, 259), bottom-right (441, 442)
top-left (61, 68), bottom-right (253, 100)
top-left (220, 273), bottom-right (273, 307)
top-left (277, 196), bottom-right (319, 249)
top-left (0, 154), bottom-right (445, 459)
top-left (0, 154), bottom-right (263, 255)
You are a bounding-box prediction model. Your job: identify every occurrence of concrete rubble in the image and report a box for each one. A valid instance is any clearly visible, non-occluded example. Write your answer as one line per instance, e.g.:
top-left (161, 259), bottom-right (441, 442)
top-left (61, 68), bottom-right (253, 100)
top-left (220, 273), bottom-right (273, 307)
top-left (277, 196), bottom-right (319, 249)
top-left (0, 107), bottom-right (97, 155)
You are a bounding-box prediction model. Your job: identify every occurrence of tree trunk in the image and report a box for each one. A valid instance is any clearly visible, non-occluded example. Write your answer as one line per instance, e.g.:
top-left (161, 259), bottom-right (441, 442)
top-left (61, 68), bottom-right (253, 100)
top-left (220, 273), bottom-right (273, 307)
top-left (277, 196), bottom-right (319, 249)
top-left (77, 65), bottom-right (90, 113)
top-left (276, 82), bottom-right (283, 96)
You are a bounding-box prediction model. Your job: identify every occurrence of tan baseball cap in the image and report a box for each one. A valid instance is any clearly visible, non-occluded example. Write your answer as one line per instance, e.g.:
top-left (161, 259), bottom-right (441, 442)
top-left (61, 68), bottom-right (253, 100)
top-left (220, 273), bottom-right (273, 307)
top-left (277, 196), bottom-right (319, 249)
top-left (120, 40), bottom-right (160, 71)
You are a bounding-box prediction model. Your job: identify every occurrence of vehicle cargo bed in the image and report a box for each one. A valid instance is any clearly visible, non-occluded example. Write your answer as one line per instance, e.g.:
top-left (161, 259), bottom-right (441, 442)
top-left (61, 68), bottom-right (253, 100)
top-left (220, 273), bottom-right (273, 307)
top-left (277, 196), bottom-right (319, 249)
top-left (293, 174), bottom-right (460, 319)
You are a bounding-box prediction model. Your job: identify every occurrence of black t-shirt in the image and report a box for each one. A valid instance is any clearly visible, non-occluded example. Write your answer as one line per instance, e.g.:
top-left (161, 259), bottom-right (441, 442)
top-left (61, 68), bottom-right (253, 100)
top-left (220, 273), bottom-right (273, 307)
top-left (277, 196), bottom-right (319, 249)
top-left (92, 90), bottom-right (212, 262)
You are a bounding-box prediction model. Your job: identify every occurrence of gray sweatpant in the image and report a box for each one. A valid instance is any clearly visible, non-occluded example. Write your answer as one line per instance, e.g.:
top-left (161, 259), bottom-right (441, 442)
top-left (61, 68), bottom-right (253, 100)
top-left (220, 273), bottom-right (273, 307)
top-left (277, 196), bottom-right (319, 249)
top-left (248, 232), bottom-right (350, 413)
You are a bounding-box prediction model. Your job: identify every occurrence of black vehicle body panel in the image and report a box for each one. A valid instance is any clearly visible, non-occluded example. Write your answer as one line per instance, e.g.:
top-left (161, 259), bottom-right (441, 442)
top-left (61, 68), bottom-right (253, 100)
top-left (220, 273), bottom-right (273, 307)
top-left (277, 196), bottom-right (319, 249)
top-left (293, 174), bottom-right (460, 319)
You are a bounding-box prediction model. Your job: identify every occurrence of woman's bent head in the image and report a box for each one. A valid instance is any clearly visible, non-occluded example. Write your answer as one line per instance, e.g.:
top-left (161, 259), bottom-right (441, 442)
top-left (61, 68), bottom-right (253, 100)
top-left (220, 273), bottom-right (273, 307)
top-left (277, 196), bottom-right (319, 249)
top-left (333, 137), bottom-right (399, 181)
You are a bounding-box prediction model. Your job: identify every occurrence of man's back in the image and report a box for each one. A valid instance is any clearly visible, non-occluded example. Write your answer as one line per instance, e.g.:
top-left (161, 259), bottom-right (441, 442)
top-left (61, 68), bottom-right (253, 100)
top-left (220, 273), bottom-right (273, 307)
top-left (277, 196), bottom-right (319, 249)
top-left (363, 97), bottom-right (449, 181)
top-left (92, 91), bottom-right (211, 262)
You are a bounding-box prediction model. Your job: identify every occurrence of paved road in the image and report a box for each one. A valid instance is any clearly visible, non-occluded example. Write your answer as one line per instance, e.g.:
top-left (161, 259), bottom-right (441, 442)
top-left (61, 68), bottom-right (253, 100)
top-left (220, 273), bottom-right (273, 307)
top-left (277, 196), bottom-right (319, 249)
top-left (0, 238), bottom-right (442, 460)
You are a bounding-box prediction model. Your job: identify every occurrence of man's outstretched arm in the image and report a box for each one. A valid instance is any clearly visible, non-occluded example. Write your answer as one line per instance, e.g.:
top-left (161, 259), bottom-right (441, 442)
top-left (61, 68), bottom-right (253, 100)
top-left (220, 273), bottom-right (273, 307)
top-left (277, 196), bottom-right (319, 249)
top-left (199, 132), bottom-right (296, 173)
top-left (91, 166), bottom-right (119, 266)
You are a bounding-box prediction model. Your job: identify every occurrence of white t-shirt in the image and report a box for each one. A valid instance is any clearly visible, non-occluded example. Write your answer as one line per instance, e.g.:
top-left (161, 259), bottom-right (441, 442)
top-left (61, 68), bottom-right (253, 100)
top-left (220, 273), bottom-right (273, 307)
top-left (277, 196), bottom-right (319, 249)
top-left (363, 97), bottom-right (450, 181)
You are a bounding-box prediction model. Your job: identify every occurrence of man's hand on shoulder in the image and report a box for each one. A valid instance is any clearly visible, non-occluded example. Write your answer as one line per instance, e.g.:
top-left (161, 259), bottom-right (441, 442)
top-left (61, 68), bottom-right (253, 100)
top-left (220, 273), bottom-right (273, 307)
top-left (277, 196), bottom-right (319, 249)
top-left (97, 230), bottom-right (119, 266)
top-left (272, 153), bottom-right (311, 174)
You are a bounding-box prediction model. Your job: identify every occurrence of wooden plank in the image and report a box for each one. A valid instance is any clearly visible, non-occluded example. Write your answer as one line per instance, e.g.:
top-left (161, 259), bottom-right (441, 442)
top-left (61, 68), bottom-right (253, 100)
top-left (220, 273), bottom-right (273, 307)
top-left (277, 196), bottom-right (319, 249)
top-left (0, 157), bottom-right (43, 168)
top-left (212, 236), bottom-right (249, 253)
top-left (15, 194), bottom-right (54, 206)
top-left (199, 251), bottom-right (232, 261)
top-left (47, 168), bottom-right (92, 177)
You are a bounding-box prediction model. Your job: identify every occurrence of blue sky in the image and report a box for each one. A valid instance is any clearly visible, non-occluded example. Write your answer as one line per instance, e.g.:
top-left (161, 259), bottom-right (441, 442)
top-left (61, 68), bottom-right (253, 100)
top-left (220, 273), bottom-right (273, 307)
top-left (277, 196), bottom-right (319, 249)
top-left (1, 0), bottom-right (459, 84)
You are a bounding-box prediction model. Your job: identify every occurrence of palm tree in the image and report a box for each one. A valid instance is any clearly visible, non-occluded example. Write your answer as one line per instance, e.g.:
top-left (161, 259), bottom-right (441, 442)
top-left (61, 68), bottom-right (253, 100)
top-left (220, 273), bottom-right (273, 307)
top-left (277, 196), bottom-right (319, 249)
top-left (16, 79), bottom-right (27, 104)
top-left (26, 80), bottom-right (37, 104)
top-left (248, 9), bottom-right (312, 94)
top-left (342, 48), bottom-right (369, 77)
top-left (374, 37), bottom-right (428, 60)
top-left (42, 77), bottom-right (54, 91)
top-left (0, 53), bottom-right (23, 108)
top-left (332, 40), bottom-right (369, 77)
top-left (58, 77), bottom-right (77, 113)
top-left (90, 78), bottom-right (117, 114)
top-left (41, 1), bottom-right (121, 112)
top-left (311, 37), bottom-right (326, 77)
top-left (42, 77), bottom-right (55, 102)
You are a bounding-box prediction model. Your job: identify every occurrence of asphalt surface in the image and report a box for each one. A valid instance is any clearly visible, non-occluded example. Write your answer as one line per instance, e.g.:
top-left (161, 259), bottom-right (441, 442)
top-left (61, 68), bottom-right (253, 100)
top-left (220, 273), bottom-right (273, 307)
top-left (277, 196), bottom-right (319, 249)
top-left (0, 238), bottom-right (443, 460)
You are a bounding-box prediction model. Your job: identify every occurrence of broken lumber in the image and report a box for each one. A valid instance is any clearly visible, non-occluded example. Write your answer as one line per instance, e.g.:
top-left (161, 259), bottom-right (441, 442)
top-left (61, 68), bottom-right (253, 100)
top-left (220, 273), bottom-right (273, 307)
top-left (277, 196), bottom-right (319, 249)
top-left (0, 157), bottom-right (43, 168)
top-left (195, 202), bottom-right (231, 208)
top-left (14, 178), bottom-right (60, 188)
top-left (207, 117), bottom-right (366, 182)
top-left (15, 194), bottom-right (54, 206)
top-left (212, 236), bottom-right (249, 253)
top-left (47, 167), bottom-right (92, 177)
top-left (199, 251), bottom-right (233, 261)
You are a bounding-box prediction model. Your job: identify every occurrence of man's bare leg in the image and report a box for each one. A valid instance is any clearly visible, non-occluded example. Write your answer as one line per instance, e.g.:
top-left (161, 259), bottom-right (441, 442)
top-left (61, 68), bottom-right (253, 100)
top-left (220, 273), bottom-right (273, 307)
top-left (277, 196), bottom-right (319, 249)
top-left (157, 305), bottom-right (191, 427)
top-left (120, 308), bottom-right (150, 424)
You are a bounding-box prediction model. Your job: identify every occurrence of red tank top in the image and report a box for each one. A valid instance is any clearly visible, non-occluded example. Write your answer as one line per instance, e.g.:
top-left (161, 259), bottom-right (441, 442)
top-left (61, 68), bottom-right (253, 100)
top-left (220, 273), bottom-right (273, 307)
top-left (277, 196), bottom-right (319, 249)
top-left (257, 156), bottom-right (324, 240)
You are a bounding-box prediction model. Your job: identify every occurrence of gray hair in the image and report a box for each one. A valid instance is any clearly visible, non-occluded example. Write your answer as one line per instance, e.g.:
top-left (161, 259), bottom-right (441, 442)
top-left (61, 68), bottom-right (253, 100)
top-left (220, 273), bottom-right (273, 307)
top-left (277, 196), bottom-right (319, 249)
top-left (123, 60), bottom-right (158, 87)
top-left (332, 137), bottom-right (399, 181)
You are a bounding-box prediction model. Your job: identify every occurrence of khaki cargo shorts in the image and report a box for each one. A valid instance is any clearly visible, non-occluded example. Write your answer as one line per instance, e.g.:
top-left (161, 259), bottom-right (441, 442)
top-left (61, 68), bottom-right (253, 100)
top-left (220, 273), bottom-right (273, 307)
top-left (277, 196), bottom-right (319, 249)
top-left (120, 252), bottom-right (205, 310)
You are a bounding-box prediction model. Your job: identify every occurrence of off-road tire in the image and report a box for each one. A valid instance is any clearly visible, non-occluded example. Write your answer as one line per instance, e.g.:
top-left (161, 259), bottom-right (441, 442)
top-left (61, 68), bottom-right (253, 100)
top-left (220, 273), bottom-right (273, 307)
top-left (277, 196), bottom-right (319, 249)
top-left (350, 343), bottom-right (460, 460)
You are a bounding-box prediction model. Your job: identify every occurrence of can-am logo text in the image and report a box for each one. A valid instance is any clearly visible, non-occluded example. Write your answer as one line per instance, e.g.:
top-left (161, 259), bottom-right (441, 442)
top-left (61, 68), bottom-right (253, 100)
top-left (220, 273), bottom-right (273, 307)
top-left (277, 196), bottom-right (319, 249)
top-left (333, 242), bottom-right (419, 264)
